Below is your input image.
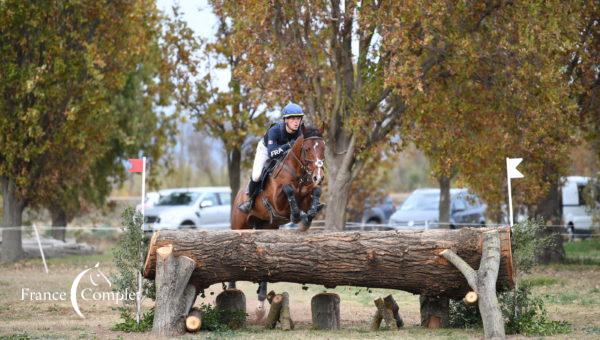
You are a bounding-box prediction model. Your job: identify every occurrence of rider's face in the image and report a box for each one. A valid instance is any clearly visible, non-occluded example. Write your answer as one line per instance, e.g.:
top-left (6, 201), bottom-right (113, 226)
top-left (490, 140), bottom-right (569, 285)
top-left (285, 116), bottom-right (302, 132)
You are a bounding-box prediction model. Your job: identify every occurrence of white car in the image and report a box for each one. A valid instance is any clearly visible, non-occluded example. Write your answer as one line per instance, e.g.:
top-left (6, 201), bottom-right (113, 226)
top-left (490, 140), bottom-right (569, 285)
top-left (562, 176), bottom-right (596, 238)
top-left (143, 187), bottom-right (231, 232)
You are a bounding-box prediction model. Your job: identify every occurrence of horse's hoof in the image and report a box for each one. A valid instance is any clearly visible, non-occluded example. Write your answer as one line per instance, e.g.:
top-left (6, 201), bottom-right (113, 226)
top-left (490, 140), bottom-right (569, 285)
top-left (255, 305), bottom-right (266, 321)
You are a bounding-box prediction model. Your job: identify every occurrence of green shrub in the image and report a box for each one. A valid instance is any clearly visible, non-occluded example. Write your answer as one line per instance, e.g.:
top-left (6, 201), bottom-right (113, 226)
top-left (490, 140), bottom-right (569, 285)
top-left (111, 307), bottom-right (154, 333)
top-left (199, 303), bottom-right (247, 332)
top-left (111, 208), bottom-right (155, 331)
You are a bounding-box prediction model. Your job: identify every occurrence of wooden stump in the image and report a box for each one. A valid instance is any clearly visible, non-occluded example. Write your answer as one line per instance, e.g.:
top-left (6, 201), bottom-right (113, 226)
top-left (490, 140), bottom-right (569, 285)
top-left (185, 307), bottom-right (202, 332)
top-left (372, 295), bottom-right (403, 330)
top-left (152, 245), bottom-right (198, 336)
top-left (384, 295), bottom-right (404, 328)
top-left (279, 292), bottom-right (294, 330)
top-left (265, 294), bottom-right (283, 329)
top-left (420, 295), bottom-right (449, 329)
top-left (215, 289), bottom-right (246, 329)
top-left (311, 293), bottom-right (340, 330)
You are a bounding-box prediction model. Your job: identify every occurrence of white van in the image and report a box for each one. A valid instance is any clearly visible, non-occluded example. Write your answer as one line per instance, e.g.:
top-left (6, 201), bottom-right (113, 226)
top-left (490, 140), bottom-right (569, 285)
top-left (562, 176), bottom-right (595, 238)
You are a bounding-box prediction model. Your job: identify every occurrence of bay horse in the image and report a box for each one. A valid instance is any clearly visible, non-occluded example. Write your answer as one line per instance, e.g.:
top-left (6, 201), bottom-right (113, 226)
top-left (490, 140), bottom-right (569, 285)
top-left (229, 126), bottom-right (326, 318)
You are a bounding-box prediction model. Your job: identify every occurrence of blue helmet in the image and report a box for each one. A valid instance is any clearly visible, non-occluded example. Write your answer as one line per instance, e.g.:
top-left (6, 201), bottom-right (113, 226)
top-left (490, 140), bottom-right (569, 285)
top-left (281, 102), bottom-right (304, 119)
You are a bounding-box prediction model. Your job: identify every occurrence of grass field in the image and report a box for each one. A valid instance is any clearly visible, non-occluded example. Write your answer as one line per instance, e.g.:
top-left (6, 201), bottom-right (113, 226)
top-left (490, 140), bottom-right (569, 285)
top-left (1, 237), bottom-right (599, 339)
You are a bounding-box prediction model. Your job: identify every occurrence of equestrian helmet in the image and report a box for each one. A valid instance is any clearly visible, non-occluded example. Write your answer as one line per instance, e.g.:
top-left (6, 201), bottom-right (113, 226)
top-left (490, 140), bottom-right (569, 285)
top-left (281, 102), bottom-right (304, 119)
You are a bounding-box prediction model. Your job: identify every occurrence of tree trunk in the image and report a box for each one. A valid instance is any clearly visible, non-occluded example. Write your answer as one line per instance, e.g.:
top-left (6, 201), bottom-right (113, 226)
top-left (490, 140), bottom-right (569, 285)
top-left (441, 230), bottom-right (505, 339)
top-left (438, 175), bottom-right (452, 227)
top-left (533, 176), bottom-right (565, 263)
top-left (152, 245), bottom-right (198, 336)
top-left (324, 172), bottom-right (352, 231)
top-left (1, 177), bottom-right (25, 263)
top-left (50, 205), bottom-right (68, 242)
top-left (311, 293), bottom-right (340, 330)
top-left (227, 146), bottom-right (242, 215)
top-left (143, 228), bottom-right (514, 299)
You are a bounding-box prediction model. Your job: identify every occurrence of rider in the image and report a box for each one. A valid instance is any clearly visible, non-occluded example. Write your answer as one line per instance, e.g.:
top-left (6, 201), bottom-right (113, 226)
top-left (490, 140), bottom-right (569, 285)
top-left (238, 102), bottom-right (304, 213)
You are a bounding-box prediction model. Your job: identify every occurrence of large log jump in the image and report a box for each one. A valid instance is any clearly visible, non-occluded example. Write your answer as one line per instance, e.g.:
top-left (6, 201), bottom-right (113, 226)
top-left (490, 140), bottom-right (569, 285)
top-left (143, 227), bottom-right (513, 299)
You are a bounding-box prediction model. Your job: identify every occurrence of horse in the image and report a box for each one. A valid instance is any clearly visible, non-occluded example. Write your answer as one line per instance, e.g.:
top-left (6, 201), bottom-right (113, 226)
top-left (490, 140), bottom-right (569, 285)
top-left (229, 126), bottom-right (326, 318)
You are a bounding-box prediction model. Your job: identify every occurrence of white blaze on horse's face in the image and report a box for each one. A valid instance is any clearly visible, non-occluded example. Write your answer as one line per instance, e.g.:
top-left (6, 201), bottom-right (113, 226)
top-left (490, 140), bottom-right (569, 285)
top-left (313, 142), bottom-right (324, 184)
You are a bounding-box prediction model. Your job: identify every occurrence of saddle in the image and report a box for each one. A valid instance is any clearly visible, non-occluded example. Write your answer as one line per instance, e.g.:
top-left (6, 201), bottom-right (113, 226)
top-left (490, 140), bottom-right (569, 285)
top-left (258, 156), bottom-right (285, 191)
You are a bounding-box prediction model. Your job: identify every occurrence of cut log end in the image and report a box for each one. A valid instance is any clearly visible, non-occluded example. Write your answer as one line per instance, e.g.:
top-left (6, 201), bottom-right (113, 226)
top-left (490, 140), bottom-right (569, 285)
top-left (185, 308), bottom-right (202, 332)
top-left (156, 244), bottom-right (173, 258)
top-left (463, 291), bottom-right (478, 305)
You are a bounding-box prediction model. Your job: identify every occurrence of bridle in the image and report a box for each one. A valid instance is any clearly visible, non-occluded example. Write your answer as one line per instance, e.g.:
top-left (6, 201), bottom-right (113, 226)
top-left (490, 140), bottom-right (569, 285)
top-left (285, 137), bottom-right (325, 186)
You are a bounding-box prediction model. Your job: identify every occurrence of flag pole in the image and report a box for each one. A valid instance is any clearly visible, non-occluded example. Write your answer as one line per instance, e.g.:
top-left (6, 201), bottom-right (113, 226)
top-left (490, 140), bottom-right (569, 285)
top-left (136, 157), bottom-right (146, 324)
top-left (507, 174), bottom-right (514, 227)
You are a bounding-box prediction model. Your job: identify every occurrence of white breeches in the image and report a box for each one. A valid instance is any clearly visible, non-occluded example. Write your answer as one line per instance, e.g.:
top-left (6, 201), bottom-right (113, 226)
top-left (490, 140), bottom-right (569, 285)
top-left (251, 140), bottom-right (270, 182)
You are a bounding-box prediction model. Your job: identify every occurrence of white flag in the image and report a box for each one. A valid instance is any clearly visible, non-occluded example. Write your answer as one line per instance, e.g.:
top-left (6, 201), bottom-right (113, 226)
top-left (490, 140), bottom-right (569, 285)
top-left (506, 157), bottom-right (524, 179)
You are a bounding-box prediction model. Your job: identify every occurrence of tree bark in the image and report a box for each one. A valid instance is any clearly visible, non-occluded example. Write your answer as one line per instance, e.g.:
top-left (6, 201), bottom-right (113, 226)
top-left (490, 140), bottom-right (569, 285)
top-left (438, 175), bottom-right (452, 227)
top-left (143, 228), bottom-right (514, 299)
top-left (311, 293), bottom-right (340, 330)
top-left (420, 295), bottom-right (449, 328)
top-left (152, 245), bottom-right (198, 336)
top-left (50, 205), bottom-right (68, 242)
top-left (441, 230), bottom-right (505, 339)
top-left (324, 170), bottom-right (353, 231)
top-left (1, 177), bottom-right (25, 263)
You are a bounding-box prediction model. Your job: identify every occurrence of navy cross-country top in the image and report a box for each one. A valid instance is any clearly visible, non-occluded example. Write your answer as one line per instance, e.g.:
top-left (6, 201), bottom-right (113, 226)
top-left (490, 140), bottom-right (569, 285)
top-left (263, 122), bottom-right (302, 158)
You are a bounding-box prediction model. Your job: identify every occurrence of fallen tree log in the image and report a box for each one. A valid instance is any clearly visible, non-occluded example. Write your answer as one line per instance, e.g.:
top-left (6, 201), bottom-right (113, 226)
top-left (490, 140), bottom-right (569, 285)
top-left (143, 228), bottom-right (513, 299)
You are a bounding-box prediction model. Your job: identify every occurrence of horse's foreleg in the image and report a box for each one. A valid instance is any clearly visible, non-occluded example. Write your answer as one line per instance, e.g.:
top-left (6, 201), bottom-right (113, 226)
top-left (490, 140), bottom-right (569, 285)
top-left (228, 281), bottom-right (236, 289)
top-left (299, 187), bottom-right (325, 231)
top-left (283, 185), bottom-right (301, 223)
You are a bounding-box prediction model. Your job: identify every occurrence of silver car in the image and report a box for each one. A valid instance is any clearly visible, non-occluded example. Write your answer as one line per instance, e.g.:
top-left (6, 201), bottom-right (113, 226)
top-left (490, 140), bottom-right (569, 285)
top-left (143, 187), bottom-right (231, 232)
top-left (389, 188), bottom-right (486, 229)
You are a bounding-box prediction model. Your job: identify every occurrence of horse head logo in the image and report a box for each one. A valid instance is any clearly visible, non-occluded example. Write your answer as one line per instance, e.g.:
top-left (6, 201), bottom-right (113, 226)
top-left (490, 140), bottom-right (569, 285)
top-left (70, 262), bottom-right (111, 318)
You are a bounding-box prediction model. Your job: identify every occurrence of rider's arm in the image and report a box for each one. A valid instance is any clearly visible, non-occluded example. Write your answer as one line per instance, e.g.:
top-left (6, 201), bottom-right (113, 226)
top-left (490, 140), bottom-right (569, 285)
top-left (266, 126), bottom-right (291, 158)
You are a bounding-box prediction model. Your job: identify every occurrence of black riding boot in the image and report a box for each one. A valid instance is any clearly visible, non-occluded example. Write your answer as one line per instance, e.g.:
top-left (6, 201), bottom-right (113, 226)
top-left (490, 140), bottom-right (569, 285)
top-left (238, 180), bottom-right (260, 213)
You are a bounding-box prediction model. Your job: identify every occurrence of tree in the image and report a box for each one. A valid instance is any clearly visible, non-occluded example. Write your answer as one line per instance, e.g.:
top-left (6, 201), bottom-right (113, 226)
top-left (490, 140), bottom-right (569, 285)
top-left (166, 5), bottom-right (268, 205)
top-left (210, 1), bottom-right (411, 230)
top-left (0, 1), bottom-right (173, 260)
top-left (393, 1), bottom-right (584, 230)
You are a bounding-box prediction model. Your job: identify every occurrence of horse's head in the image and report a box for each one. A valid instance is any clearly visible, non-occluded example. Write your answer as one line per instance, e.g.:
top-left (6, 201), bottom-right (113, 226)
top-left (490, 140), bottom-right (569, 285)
top-left (292, 127), bottom-right (325, 185)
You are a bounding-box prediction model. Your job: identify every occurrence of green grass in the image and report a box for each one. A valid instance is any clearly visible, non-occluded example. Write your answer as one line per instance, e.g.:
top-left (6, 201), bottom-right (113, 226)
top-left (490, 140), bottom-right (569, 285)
top-left (522, 276), bottom-right (562, 287)
top-left (563, 238), bottom-right (600, 265)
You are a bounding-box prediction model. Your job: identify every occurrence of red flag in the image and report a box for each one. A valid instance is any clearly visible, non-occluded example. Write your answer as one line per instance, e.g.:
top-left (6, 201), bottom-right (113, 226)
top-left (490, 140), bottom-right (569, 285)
top-left (127, 158), bottom-right (144, 173)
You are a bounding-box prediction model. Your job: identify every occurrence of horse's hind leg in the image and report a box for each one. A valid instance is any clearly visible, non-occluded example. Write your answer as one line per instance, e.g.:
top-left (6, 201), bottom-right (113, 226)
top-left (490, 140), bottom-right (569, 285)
top-left (283, 185), bottom-right (301, 223)
top-left (255, 281), bottom-right (268, 321)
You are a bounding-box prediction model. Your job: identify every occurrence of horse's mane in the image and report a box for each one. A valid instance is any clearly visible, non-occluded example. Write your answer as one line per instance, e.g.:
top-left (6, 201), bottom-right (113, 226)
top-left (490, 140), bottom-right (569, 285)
top-left (303, 126), bottom-right (323, 138)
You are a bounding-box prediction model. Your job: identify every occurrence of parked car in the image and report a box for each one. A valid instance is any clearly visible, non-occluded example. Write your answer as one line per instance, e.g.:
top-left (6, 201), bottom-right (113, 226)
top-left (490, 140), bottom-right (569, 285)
top-left (562, 176), bottom-right (597, 238)
top-left (136, 189), bottom-right (178, 212)
top-left (361, 195), bottom-right (396, 225)
top-left (143, 187), bottom-right (231, 232)
top-left (388, 188), bottom-right (486, 229)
